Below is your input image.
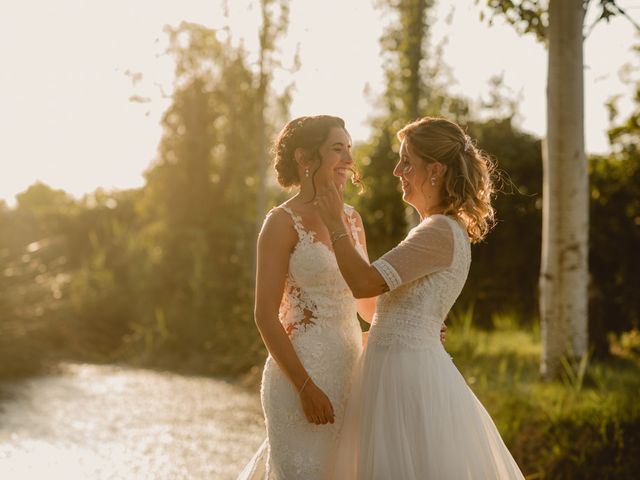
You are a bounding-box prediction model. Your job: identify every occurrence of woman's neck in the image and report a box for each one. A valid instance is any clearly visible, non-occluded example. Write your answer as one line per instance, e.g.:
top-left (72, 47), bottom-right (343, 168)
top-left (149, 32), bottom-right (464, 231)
top-left (417, 201), bottom-right (445, 220)
top-left (294, 185), bottom-right (316, 204)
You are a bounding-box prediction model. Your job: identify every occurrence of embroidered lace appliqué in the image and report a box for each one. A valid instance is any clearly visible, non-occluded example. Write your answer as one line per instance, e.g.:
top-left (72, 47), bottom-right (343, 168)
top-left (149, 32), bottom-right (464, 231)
top-left (252, 205), bottom-right (364, 480)
top-left (371, 258), bottom-right (402, 290)
top-left (368, 216), bottom-right (472, 349)
top-left (280, 279), bottom-right (319, 337)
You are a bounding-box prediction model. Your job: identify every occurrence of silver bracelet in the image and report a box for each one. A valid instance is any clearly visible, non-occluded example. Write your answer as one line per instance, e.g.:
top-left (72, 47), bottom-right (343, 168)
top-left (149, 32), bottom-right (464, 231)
top-left (331, 231), bottom-right (350, 245)
top-left (298, 375), bottom-right (311, 394)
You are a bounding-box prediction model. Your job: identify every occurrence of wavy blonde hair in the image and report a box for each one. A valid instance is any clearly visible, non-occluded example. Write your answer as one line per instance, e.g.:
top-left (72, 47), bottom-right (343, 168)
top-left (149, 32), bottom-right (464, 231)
top-left (397, 117), bottom-right (496, 243)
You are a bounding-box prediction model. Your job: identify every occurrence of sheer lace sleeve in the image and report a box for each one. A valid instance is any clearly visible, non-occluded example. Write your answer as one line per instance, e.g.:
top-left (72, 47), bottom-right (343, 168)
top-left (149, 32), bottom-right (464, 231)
top-left (372, 215), bottom-right (454, 291)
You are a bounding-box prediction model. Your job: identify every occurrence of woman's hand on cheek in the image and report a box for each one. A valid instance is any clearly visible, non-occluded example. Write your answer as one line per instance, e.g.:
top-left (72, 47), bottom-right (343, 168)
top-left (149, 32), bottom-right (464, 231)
top-left (315, 181), bottom-right (344, 232)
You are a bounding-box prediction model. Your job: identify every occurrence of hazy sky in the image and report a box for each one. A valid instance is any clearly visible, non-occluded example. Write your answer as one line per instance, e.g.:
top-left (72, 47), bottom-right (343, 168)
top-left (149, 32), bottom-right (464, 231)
top-left (1, 0), bottom-right (638, 205)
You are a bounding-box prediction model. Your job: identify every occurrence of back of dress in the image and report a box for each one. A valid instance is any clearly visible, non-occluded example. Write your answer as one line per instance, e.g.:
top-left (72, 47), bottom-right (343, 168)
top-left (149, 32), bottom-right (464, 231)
top-left (368, 214), bottom-right (471, 348)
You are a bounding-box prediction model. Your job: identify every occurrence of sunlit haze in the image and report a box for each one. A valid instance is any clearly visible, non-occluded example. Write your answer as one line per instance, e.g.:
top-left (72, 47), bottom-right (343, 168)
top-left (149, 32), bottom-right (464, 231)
top-left (1, 0), bottom-right (638, 205)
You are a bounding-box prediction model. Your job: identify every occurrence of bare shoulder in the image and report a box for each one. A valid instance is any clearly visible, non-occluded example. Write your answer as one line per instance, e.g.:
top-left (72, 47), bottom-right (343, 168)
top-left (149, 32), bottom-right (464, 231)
top-left (259, 207), bottom-right (297, 250)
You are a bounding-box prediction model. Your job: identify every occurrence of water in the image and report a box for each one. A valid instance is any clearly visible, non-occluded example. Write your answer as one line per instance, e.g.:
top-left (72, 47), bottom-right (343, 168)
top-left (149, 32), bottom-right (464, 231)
top-left (0, 363), bottom-right (265, 479)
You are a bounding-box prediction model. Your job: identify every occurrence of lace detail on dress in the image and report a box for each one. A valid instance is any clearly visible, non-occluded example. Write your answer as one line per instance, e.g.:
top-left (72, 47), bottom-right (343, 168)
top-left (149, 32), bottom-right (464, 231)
top-left (371, 258), bottom-right (402, 291)
top-left (250, 204), bottom-right (364, 480)
top-left (343, 204), bottom-right (363, 252)
top-left (280, 278), bottom-right (319, 337)
top-left (368, 312), bottom-right (444, 349)
top-left (279, 206), bottom-right (316, 247)
top-left (368, 215), bottom-right (471, 349)
top-left (273, 204), bottom-right (366, 339)
top-left (276, 206), bottom-right (322, 337)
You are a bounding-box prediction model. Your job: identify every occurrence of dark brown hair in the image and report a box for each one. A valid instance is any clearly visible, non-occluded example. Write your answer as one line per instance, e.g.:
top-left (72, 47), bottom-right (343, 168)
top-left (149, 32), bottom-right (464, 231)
top-left (272, 115), bottom-right (363, 198)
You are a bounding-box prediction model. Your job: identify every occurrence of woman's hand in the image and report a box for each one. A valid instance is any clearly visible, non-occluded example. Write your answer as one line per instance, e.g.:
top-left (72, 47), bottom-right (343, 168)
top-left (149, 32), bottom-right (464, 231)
top-left (314, 181), bottom-right (345, 234)
top-left (299, 380), bottom-right (335, 425)
top-left (440, 323), bottom-right (447, 345)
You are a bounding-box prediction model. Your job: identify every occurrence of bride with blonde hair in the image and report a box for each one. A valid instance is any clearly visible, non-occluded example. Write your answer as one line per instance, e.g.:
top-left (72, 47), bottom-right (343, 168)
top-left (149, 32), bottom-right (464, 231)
top-left (317, 116), bottom-right (525, 479)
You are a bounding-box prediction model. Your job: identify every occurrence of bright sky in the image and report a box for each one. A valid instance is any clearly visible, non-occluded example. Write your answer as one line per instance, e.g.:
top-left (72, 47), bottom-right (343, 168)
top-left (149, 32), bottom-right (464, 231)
top-left (1, 0), bottom-right (638, 205)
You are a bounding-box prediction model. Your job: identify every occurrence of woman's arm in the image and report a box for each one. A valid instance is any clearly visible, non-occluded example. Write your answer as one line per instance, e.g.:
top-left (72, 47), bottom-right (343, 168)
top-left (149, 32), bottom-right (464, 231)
top-left (316, 186), bottom-right (388, 299)
top-left (255, 210), bottom-right (335, 425)
top-left (351, 210), bottom-right (377, 322)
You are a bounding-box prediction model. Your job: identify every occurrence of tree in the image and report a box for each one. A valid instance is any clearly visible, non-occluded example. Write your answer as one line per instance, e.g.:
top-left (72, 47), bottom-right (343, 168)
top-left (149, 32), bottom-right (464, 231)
top-left (540, 0), bottom-right (589, 378)
top-left (480, 0), bottom-right (638, 377)
top-left (588, 60), bottom-right (640, 354)
top-left (254, 0), bottom-right (292, 268)
top-left (461, 117), bottom-right (543, 324)
top-left (134, 22), bottom-right (268, 370)
top-left (355, 0), bottom-right (470, 259)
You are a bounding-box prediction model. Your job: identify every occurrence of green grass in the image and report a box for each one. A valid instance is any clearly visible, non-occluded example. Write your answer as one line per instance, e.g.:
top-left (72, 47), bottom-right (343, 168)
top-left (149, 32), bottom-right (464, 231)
top-left (447, 310), bottom-right (640, 480)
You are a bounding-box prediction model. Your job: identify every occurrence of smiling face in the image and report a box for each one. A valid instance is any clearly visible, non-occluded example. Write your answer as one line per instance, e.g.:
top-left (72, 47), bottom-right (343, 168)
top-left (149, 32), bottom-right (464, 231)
top-left (393, 138), bottom-right (430, 208)
top-left (311, 127), bottom-right (353, 190)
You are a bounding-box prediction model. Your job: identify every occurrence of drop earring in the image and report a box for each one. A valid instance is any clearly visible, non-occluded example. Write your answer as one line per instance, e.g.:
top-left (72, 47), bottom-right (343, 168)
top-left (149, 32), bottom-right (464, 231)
top-left (431, 176), bottom-right (436, 187)
top-left (305, 168), bottom-right (310, 177)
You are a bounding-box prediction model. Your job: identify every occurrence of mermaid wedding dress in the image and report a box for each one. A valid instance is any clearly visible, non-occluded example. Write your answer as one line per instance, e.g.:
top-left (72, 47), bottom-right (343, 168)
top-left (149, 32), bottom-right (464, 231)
top-left (331, 214), bottom-right (525, 479)
top-left (238, 204), bottom-right (365, 480)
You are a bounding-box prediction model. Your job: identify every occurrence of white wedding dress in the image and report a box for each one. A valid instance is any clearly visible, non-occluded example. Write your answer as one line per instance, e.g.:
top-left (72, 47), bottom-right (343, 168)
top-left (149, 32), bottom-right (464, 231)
top-left (331, 214), bottom-right (525, 479)
top-left (239, 204), bottom-right (365, 480)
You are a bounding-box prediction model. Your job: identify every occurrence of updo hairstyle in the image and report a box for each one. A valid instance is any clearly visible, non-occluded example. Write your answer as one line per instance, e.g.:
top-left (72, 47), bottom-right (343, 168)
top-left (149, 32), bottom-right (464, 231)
top-left (272, 115), bottom-right (346, 187)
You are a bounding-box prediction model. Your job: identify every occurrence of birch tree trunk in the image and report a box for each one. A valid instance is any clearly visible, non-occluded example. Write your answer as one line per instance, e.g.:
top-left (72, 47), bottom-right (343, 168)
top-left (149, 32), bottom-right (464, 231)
top-left (540, 0), bottom-right (589, 378)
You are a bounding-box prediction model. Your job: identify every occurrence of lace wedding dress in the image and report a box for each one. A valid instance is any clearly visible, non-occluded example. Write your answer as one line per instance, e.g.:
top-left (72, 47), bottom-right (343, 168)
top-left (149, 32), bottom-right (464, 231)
top-left (238, 204), bottom-right (365, 480)
top-left (331, 214), bottom-right (525, 479)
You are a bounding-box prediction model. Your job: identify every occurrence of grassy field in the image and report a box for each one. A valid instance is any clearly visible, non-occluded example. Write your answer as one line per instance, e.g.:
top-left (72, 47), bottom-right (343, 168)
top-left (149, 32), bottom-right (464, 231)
top-left (447, 308), bottom-right (640, 480)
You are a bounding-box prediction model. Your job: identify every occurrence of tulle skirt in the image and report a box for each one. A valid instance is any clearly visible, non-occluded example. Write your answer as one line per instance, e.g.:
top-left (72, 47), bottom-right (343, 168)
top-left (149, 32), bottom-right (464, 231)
top-left (330, 339), bottom-right (525, 480)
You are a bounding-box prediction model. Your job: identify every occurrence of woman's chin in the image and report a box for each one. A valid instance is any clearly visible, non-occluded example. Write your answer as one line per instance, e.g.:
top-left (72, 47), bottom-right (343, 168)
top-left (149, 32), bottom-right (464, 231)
top-left (402, 193), bottom-right (419, 210)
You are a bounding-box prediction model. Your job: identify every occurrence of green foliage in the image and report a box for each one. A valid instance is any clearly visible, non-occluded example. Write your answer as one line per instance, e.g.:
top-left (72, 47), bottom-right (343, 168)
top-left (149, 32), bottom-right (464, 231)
top-left (588, 150), bottom-right (640, 350)
top-left (0, 4), bottom-right (637, 477)
top-left (350, 129), bottom-right (410, 259)
top-left (0, 22), bottom-right (280, 377)
top-left (356, 0), bottom-right (470, 259)
top-left (128, 22), bottom-right (274, 372)
top-left (477, 0), bottom-right (631, 42)
top-left (448, 317), bottom-right (640, 479)
top-left (1, 3), bottom-right (639, 389)
top-left (0, 186), bottom-right (75, 377)
top-left (461, 117), bottom-right (543, 324)
top-left (477, 0), bottom-right (548, 41)
top-left (65, 194), bottom-right (142, 360)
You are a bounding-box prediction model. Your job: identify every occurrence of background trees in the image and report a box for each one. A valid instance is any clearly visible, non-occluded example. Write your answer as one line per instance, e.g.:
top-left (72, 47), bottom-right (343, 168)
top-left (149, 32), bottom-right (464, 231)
top-left (352, 0), bottom-right (470, 259)
top-left (1, 0), bottom-right (638, 379)
top-left (481, 0), bottom-right (638, 377)
top-left (1, 2), bottom-right (639, 475)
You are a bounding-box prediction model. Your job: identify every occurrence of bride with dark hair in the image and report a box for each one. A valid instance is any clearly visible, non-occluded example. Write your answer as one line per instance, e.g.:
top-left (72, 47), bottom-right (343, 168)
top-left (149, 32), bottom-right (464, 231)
top-left (238, 115), bottom-right (374, 479)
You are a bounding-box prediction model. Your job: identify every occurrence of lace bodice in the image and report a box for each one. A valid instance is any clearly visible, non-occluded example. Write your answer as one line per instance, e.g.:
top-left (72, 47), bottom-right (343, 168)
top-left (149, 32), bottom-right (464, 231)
top-left (254, 204), bottom-right (365, 480)
top-left (370, 215), bottom-right (471, 348)
top-left (275, 204), bottom-right (365, 338)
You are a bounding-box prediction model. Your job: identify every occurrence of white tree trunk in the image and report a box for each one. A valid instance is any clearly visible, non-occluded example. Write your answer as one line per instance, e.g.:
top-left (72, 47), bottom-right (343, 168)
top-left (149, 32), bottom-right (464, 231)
top-left (540, 0), bottom-right (589, 378)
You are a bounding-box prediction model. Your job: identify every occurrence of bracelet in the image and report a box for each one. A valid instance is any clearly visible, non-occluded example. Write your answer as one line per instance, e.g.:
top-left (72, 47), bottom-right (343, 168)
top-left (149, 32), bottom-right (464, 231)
top-left (298, 375), bottom-right (311, 394)
top-left (331, 231), bottom-right (350, 245)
